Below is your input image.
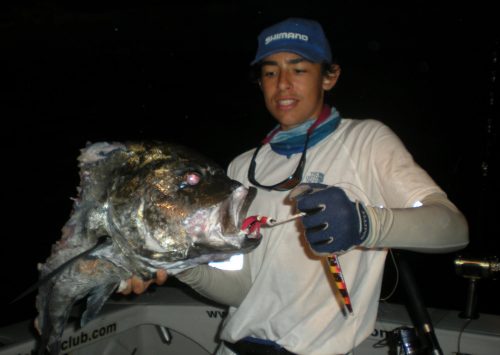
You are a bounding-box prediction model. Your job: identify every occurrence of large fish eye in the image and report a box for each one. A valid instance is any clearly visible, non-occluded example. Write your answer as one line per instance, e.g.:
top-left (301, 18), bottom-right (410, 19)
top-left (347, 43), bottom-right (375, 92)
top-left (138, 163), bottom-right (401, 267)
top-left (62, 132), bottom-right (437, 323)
top-left (179, 171), bottom-right (201, 189)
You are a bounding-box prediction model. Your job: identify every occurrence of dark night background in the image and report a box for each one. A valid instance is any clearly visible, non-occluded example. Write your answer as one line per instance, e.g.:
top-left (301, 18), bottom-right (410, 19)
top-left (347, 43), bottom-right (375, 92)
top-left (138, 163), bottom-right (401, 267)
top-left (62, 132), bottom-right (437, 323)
top-left (1, 2), bottom-right (498, 329)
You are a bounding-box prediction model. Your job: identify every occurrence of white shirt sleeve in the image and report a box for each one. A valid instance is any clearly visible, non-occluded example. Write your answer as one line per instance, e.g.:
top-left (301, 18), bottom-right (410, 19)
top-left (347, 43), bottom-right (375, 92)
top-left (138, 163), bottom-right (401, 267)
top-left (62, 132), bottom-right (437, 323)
top-left (175, 254), bottom-right (252, 307)
top-left (362, 192), bottom-right (469, 252)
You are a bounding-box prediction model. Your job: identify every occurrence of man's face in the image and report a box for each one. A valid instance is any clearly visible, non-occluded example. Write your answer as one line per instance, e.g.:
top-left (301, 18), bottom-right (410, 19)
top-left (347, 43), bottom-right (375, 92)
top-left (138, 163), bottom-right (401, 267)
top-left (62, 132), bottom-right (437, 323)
top-left (259, 52), bottom-right (338, 130)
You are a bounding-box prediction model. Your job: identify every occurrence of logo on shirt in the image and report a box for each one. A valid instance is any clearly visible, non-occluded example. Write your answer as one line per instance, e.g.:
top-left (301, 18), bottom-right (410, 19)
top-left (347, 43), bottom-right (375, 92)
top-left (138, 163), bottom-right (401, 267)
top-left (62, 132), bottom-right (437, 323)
top-left (304, 172), bottom-right (324, 184)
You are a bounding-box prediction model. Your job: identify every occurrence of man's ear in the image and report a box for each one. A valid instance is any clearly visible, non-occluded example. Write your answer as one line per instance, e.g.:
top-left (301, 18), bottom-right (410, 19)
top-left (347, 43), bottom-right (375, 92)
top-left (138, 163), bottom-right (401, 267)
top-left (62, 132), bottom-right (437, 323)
top-left (322, 64), bottom-right (341, 91)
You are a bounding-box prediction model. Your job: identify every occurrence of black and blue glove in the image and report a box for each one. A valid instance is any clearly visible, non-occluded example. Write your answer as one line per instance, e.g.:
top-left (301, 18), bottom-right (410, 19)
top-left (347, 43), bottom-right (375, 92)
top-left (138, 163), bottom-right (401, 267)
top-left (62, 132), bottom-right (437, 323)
top-left (293, 183), bottom-right (370, 255)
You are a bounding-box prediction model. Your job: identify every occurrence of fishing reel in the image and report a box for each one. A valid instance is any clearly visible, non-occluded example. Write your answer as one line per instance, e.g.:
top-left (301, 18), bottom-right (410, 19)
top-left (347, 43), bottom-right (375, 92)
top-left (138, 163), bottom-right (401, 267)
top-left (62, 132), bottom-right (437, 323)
top-left (384, 326), bottom-right (421, 355)
top-left (454, 256), bottom-right (499, 319)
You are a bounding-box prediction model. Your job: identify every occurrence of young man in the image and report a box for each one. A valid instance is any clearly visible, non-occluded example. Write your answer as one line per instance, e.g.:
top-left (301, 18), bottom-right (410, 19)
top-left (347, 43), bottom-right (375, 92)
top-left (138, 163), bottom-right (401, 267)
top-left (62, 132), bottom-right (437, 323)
top-left (124, 18), bottom-right (468, 354)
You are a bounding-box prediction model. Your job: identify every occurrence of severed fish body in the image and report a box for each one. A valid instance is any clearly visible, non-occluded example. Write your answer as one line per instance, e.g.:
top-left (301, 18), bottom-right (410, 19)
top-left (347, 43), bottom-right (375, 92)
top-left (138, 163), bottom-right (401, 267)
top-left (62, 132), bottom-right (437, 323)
top-left (35, 141), bottom-right (260, 354)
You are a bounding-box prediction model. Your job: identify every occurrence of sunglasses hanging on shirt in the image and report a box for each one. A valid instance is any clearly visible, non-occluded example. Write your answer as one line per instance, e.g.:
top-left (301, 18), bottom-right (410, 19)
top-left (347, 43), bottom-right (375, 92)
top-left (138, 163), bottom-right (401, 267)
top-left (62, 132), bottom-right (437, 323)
top-left (248, 106), bottom-right (331, 191)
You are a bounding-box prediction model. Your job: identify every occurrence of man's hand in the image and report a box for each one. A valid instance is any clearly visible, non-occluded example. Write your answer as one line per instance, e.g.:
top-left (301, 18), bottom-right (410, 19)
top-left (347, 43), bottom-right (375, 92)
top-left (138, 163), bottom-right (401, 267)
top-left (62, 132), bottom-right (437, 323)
top-left (118, 269), bottom-right (168, 295)
top-left (292, 183), bottom-right (370, 255)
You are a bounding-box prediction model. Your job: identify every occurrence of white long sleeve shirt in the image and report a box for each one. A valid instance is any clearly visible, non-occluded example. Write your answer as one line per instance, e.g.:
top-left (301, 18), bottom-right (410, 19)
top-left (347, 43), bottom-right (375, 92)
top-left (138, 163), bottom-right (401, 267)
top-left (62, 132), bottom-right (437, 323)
top-left (178, 118), bottom-right (468, 354)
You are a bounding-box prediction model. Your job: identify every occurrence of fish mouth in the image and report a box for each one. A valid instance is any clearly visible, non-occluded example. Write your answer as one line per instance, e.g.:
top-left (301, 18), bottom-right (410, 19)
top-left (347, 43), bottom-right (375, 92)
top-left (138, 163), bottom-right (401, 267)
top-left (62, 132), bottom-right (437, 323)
top-left (182, 185), bottom-right (260, 258)
top-left (183, 186), bottom-right (258, 244)
top-left (234, 186), bottom-right (257, 232)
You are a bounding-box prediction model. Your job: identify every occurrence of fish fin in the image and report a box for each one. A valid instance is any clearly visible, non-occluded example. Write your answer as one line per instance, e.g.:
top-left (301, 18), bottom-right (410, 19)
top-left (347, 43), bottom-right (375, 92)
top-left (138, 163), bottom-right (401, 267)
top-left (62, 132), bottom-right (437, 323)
top-left (37, 337), bottom-right (59, 355)
top-left (48, 341), bottom-right (61, 355)
top-left (37, 341), bottom-right (52, 355)
top-left (37, 287), bottom-right (53, 355)
top-left (81, 281), bottom-right (121, 327)
top-left (11, 236), bottom-right (112, 305)
top-left (37, 327), bottom-right (51, 355)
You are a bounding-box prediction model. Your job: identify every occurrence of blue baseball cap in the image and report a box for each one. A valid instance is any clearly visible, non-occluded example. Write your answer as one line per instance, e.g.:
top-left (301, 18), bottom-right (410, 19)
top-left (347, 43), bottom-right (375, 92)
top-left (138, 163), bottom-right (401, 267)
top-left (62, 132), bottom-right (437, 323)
top-left (251, 17), bottom-right (332, 65)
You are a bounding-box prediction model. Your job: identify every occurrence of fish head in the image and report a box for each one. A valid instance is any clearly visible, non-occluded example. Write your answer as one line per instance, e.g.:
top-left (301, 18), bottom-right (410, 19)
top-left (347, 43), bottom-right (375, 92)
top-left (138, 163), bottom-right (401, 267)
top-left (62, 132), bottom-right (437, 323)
top-left (108, 142), bottom-right (261, 265)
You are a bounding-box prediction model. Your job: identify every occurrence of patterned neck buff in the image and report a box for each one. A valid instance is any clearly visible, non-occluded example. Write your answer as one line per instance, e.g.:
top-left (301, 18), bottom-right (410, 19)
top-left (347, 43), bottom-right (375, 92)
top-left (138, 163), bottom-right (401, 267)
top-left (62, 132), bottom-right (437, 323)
top-left (268, 106), bottom-right (341, 157)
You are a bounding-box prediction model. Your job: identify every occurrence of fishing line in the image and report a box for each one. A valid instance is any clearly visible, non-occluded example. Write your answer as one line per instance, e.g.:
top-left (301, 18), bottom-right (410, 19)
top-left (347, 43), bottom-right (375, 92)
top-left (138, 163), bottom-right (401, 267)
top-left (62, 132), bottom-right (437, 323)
top-left (379, 249), bottom-right (399, 302)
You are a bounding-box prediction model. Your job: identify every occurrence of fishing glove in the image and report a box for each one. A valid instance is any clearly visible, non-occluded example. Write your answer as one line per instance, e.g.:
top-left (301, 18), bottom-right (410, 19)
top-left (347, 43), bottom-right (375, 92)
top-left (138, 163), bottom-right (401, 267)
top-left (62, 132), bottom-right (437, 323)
top-left (292, 183), bottom-right (370, 255)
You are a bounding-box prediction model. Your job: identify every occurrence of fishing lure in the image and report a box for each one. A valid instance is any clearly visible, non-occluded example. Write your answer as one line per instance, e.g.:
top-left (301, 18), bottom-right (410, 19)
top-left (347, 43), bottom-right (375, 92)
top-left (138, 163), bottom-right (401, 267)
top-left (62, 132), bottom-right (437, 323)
top-left (241, 213), bottom-right (354, 315)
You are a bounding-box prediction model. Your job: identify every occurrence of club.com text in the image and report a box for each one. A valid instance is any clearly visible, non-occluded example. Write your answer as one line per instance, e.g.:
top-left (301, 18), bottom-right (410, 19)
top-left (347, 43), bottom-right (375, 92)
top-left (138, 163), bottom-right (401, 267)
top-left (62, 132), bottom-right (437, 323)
top-left (60, 323), bottom-right (117, 351)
